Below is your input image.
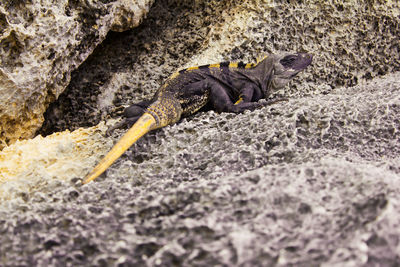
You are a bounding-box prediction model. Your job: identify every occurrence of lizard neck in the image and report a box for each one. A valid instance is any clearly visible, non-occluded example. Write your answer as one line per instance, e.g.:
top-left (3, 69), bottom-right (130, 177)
top-left (251, 56), bottom-right (276, 97)
top-left (234, 57), bottom-right (275, 98)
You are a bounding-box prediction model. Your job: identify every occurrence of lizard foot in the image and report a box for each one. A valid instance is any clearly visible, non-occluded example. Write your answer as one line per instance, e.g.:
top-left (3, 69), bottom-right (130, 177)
top-left (106, 116), bottom-right (140, 136)
top-left (258, 97), bottom-right (289, 107)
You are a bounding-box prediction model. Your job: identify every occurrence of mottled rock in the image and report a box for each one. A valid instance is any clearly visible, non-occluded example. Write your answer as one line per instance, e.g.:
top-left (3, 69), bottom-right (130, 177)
top-left (1, 0), bottom-right (400, 266)
top-left (0, 0), bottom-right (154, 148)
top-left (1, 73), bottom-right (399, 266)
top-left (41, 0), bottom-right (400, 135)
top-left (0, 123), bottom-right (112, 201)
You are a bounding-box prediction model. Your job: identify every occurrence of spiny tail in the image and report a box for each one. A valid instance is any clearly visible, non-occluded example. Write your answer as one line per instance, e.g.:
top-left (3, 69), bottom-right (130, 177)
top-left (83, 113), bottom-right (157, 184)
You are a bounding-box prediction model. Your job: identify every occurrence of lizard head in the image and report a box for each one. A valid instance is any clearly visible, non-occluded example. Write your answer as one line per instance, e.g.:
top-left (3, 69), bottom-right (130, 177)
top-left (269, 52), bottom-right (313, 90)
top-left (257, 52), bottom-right (312, 95)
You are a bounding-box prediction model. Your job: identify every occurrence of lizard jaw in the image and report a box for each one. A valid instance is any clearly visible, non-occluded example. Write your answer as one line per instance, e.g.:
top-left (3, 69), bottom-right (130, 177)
top-left (83, 113), bottom-right (157, 184)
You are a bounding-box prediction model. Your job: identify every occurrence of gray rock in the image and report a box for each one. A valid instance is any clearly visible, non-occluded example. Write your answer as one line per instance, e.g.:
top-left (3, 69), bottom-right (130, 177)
top-left (1, 0), bottom-right (400, 266)
top-left (40, 0), bottom-right (400, 135)
top-left (1, 72), bottom-right (399, 266)
top-left (0, 0), bottom-right (154, 148)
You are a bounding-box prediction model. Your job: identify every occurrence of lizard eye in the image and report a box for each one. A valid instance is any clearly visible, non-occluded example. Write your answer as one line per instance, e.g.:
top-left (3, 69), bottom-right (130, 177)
top-left (280, 55), bottom-right (298, 68)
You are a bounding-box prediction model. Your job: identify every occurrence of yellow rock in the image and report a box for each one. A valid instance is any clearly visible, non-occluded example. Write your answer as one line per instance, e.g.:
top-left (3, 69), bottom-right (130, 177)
top-left (0, 124), bottom-right (112, 200)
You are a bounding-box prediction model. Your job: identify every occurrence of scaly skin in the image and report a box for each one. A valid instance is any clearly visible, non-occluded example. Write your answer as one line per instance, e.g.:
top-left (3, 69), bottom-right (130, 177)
top-left (83, 52), bottom-right (312, 184)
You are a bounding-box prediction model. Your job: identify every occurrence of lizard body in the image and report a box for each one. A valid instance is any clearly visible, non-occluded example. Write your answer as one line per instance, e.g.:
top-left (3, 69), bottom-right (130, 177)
top-left (83, 52), bottom-right (312, 184)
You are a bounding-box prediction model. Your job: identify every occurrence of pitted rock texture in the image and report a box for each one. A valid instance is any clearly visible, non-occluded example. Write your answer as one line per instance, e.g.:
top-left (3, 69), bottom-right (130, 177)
top-left (0, 123), bottom-right (112, 201)
top-left (0, 0), bottom-right (154, 148)
top-left (40, 0), bottom-right (400, 135)
top-left (1, 0), bottom-right (400, 266)
top-left (1, 73), bottom-right (399, 266)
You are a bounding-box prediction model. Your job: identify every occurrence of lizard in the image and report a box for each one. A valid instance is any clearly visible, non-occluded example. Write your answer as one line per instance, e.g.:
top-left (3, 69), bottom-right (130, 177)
top-left (83, 52), bottom-right (313, 184)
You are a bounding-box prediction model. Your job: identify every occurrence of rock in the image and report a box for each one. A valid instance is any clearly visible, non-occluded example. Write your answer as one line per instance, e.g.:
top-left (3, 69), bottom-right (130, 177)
top-left (1, 0), bottom-right (400, 266)
top-left (0, 123), bottom-right (112, 201)
top-left (0, 0), bottom-right (154, 148)
top-left (40, 0), bottom-right (400, 135)
top-left (0, 72), bottom-right (399, 266)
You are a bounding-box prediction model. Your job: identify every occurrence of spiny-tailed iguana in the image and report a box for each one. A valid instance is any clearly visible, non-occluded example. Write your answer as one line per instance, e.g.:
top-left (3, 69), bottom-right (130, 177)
top-left (83, 52), bottom-right (313, 184)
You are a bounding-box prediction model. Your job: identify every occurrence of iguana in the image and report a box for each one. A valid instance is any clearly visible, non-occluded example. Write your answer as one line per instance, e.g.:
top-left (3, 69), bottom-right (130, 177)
top-left (83, 52), bottom-right (313, 184)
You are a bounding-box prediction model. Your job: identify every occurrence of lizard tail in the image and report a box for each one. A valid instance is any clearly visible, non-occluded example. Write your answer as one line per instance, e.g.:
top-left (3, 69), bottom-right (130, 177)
top-left (83, 112), bottom-right (157, 184)
top-left (83, 96), bottom-right (183, 184)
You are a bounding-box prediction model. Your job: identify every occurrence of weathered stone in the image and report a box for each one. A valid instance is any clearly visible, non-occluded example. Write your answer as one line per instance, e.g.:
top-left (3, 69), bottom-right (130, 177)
top-left (1, 72), bottom-right (399, 266)
top-left (1, 0), bottom-right (400, 266)
top-left (0, 0), bottom-right (154, 148)
top-left (40, 0), bottom-right (400, 135)
top-left (0, 123), bottom-right (112, 201)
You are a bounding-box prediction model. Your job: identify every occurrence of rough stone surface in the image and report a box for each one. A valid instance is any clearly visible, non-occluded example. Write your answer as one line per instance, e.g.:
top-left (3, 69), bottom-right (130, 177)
top-left (0, 123), bottom-right (112, 201)
top-left (1, 73), bottom-right (400, 266)
top-left (1, 0), bottom-right (400, 266)
top-left (40, 0), bottom-right (400, 135)
top-left (0, 0), bottom-right (154, 148)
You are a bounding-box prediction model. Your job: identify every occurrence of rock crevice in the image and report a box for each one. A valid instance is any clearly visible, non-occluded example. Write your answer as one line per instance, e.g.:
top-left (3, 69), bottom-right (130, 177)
top-left (0, 0), bottom-right (154, 148)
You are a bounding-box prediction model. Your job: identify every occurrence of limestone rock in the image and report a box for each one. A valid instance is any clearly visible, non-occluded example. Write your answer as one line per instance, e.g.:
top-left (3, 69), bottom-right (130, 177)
top-left (0, 0), bottom-right (154, 148)
top-left (0, 123), bottom-right (112, 201)
top-left (0, 72), bottom-right (399, 266)
top-left (41, 0), bottom-right (400, 135)
top-left (1, 0), bottom-right (400, 266)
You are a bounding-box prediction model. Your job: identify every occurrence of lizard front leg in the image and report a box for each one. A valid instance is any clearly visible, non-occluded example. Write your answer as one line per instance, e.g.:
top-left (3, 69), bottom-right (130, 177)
top-left (209, 81), bottom-right (286, 113)
top-left (207, 81), bottom-right (262, 113)
top-left (234, 86), bottom-right (254, 104)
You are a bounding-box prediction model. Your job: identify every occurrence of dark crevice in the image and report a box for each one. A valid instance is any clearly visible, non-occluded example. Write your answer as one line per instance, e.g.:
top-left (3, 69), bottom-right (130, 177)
top-left (39, 0), bottom-right (236, 136)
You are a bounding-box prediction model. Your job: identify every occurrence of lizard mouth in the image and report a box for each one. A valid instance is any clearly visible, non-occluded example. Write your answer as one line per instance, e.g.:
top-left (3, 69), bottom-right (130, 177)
top-left (294, 53), bottom-right (313, 70)
top-left (266, 53), bottom-right (313, 91)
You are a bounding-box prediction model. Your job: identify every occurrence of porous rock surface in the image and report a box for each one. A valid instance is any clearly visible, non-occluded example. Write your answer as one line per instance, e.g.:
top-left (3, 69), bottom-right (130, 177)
top-left (40, 0), bottom-right (400, 134)
top-left (0, 0), bottom-right (154, 148)
top-left (1, 0), bottom-right (400, 266)
top-left (0, 123), bottom-right (112, 201)
top-left (2, 73), bottom-right (400, 266)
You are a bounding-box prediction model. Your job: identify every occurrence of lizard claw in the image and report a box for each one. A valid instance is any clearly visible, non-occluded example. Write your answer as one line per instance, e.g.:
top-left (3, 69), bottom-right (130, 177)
top-left (105, 120), bottom-right (127, 136)
top-left (259, 97), bottom-right (289, 106)
top-left (106, 116), bottom-right (142, 136)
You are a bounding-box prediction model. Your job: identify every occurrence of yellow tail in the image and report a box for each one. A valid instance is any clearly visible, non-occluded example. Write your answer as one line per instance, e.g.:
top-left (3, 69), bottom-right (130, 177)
top-left (83, 113), bottom-right (157, 184)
